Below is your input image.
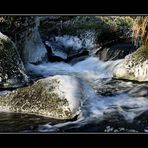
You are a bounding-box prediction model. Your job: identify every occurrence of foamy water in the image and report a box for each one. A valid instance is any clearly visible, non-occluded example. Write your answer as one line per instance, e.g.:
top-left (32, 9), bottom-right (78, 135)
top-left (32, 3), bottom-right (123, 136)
top-left (25, 56), bottom-right (148, 132)
top-left (0, 33), bottom-right (146, 132)
top-left (27, 57), bottom-right (122, 82)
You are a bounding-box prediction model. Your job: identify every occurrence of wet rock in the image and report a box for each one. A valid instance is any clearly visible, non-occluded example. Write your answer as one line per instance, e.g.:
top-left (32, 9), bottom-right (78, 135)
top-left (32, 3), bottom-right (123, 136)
top-left (92, 79), bottom-right (136, 96)
top-left (39, 16), bottom-right (134, 55)
top-left (96, 43), bottom-right (137, 61)
top-left (133, 110), bottom-right (148, 132)
top-left (0, 32), bottom-right (28, 88)
top-left (70, 55), bottom-right (89, 65)
top-left (22, 17), bottom-right (47, 64)
top-left (44, 39), bottom-right (89, 62)
top-left (113, 45), bottom-right (148, 81)
top-left (0, 16), bottom-right (47, 64)
top-left (0, 75), bottom-right (83, 119)
top-left (134, 110), bottom-right (148, 123)
top-left (39, 16), bottom-right (133, 41)
top-left (128, 85), bottom-right (148, 97)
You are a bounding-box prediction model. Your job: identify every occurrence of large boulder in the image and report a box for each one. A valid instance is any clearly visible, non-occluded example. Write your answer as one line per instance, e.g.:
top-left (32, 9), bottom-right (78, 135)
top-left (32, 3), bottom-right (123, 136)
top-left (39, 16), bottom-right (134, 61)
top-left (0, 75), bottom-right (83, 119)
top-left (0, 16), bottom-right (47, 64)
top-left (113, 45), bottom-right (148, 81)
top-left (39, 16), bottom-right (134, 48)
top-left (0, 32), bottom-right (28, 88)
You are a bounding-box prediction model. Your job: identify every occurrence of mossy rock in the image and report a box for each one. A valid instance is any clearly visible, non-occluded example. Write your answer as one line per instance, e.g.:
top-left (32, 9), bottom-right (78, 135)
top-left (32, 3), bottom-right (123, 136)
top-left (0, 32), bottom-right (28, 88)
top-left (0, 75), bottom-right (83, 119)
top-left (113, 45), bottom-right (148, 81)
top-left (0, 16), bottom-right (36, 56)
top-left (39, 16), bottom-right (134, 45)
top-left (0, 16), bottom-right (47, 64)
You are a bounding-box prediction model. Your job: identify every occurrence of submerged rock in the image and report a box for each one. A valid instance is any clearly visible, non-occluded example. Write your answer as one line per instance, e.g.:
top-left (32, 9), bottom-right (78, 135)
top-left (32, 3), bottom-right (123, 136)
top-left (0, 75), bottom-right (83, 119)
top-left (0, 32), bottom-right (28, 88)
top-left (113, 45), bottom-right (148, 81)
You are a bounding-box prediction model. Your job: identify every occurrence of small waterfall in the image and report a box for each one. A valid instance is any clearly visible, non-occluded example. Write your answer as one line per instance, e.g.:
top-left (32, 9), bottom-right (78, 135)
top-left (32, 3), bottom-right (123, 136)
top-left (44, 31), bottom-right (98, 61)
top-left (54, 31), bottom-right (97, 51)
top-left (23, 17), bottom-right (47, 64)
top-left (26, 55), bottom-right (148, 132)
top-left (1, 16), bottom-right (148, 132)
top-left (45, 35), bottom-right (83, 59)
top-left (26, 57), bottom-right (122, 82)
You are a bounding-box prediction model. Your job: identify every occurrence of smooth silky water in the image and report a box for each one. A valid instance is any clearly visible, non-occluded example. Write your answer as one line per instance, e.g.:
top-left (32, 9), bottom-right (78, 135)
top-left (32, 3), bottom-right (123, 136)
top-left (0, 36), bottom-right (148, 133)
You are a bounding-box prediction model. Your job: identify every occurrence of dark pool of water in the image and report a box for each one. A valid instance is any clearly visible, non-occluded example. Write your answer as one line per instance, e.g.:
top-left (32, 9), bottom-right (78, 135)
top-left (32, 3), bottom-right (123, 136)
top-left (0, 111), bottom-right (148, 133)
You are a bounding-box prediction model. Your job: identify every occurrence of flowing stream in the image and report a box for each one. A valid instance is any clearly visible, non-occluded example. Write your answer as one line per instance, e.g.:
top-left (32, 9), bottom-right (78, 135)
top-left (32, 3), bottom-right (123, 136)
top-left (1, 35), bottom-right (148, 133)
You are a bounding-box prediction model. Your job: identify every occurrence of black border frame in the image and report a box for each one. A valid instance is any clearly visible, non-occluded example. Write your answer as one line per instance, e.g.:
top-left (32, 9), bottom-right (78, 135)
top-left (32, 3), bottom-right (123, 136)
top-left (0, 2), bottom-right (148, 145)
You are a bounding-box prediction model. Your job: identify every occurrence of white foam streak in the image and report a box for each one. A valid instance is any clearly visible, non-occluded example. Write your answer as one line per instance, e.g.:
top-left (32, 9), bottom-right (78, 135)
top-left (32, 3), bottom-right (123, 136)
top-left (26, 55), bottom-right (148, 131)
top-left (27, 57), bottom-right (121, 83)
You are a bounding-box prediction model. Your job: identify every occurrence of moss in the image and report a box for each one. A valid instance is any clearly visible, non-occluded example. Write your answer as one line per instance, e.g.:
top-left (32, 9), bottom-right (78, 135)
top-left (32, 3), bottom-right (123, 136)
top-left (129, 45), bottom-right (148, 64)
top-left (0, 16), bottom-right (36, 59)
top-left (0, 33), bottom-right (27, 88)
top-left (60, 16), bottom-right (133, 36)
top-left (113, 45), bottom-right (148, 81)
top-left (39, 16), bottom-right (134, 41)
top-left (0, 78), bottom-right (73, 119)
top-left (60, 23), bottom-right (102, 35)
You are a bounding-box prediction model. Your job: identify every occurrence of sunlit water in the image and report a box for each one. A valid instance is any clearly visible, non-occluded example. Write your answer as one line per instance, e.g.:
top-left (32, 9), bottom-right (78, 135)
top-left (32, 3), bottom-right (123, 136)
top-left (22, 57), bottom-right (148, 132)
top-left (1, 56), bottom-right (148, 132)
top-left (1, 35), bottom-right (148, 133)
